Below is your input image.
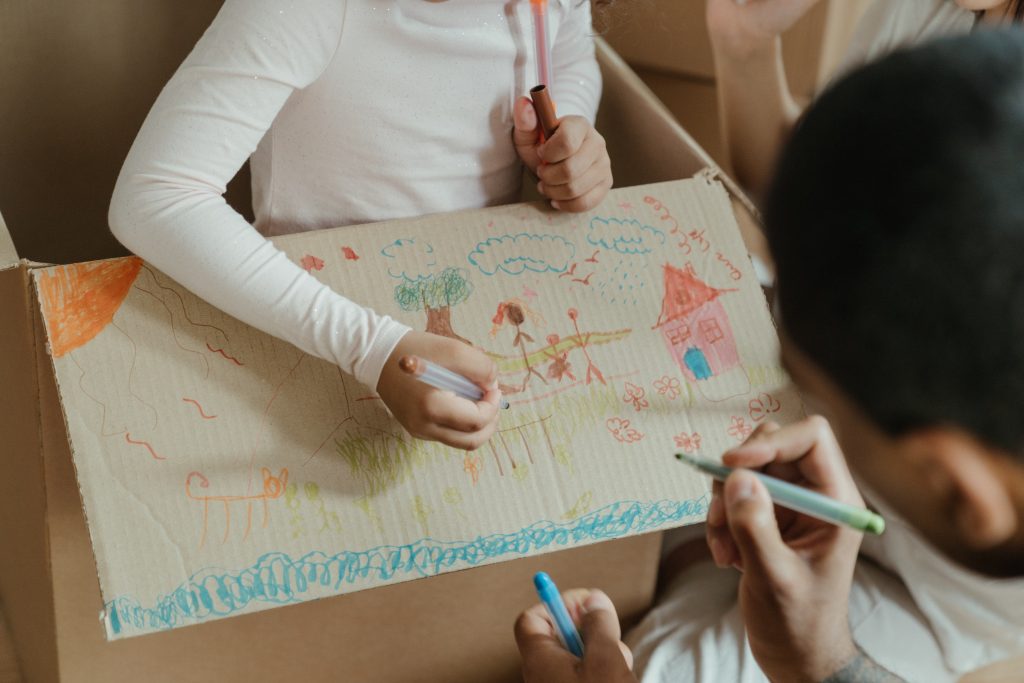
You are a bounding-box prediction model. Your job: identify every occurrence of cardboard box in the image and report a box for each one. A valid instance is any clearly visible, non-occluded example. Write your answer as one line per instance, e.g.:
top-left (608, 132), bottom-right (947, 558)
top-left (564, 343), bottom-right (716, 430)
top-left (0, 40), bottom-right (776, 682)
top-left (601, 0), bottom-right (874, 98)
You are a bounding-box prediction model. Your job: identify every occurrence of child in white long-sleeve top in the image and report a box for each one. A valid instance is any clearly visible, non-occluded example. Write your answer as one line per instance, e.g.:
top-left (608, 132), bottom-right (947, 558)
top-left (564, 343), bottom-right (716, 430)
top-left (109, 0), bottom-right (611, 449)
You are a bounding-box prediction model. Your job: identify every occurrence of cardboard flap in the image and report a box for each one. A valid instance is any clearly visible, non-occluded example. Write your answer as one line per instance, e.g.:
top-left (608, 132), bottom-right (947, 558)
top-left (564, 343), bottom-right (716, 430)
top-left (0, 209), bottom-right (18, 268)
top-left (0, 262), bottom-right (59, 682)
top-left (34, 178), bottom-right (799, 639)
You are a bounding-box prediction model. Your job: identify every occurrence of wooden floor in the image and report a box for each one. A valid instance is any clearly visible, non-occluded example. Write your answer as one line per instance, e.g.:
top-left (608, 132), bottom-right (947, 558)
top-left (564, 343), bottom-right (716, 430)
top-left (0, 604), bottom-right (21, 683)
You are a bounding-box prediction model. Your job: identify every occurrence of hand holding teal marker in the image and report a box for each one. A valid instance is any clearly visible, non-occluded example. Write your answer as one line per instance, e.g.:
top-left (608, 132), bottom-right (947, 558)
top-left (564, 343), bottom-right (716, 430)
top-left (675, 453), bottom-right (885, 535)
top-left (398, 355), bottom-right (510, 410)
top-left (533, 572), bottom-right (585, 657)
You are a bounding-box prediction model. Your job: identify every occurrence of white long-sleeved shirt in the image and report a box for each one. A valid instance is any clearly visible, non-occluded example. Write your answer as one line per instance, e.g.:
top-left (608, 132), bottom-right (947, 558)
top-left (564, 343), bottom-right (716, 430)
top-left (109, 0), bottom-right (600, 389)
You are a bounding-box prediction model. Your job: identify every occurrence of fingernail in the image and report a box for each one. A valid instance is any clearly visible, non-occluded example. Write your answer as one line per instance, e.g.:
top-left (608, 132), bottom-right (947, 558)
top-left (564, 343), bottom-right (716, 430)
top-left (582, 590), bottom-right (613, 613)
top-left (726, 473), bottom-right (755, 505)
top-left (551, 200), bottom-right (560, 210)
top-left (536, 182), bottom-right (544, 194)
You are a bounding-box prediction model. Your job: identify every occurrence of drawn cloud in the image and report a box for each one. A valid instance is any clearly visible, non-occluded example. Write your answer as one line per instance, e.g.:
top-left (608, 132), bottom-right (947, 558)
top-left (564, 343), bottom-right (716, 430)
top-left (467, 233), bottom-right (575, 276)
top-left (380, 238), bottom-right (437, 282)
top-left (587, 217), bottom-right (666, 255)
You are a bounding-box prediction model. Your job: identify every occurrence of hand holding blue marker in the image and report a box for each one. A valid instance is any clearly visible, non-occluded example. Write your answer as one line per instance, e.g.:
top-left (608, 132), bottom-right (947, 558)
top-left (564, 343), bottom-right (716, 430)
top-left (398, 355), bottom-right (510, 410)
top-left (533, 571), bottom-right (585, 657)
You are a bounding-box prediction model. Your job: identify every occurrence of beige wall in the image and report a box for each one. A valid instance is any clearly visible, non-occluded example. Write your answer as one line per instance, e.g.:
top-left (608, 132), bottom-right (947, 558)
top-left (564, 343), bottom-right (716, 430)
top-left (0, 1), bottom-right (252, 264)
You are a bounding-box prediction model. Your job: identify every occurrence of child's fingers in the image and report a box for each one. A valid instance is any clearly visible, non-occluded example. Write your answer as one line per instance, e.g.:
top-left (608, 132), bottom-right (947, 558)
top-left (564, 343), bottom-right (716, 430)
top-left (442, 343), bottom-right (499, 390)
top-left (416, 414), bottom-right (498, 451)
top-left (421, 391), bottom-right (499, 434)
top-left (536, 139), bottom-right (603, 186)
top-left (537, 116), bottom-right (592, 163)
top-left (551, 176), bottom-right (613, 213)
top-left (540, 161), bottom-right (609, 202)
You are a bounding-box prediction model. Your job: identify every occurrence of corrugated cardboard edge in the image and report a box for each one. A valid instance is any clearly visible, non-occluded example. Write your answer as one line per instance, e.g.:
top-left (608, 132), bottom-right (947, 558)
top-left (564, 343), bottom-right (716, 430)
top-left (0, 259), bottom-right (59, 682)
top-left (25, 261), bottom-right (147, 649)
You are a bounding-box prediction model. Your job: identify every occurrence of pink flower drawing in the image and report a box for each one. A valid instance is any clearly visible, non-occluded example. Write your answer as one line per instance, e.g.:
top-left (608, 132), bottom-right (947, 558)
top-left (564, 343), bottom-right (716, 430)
top-left (727, 416), bottom-right (753, 442)
top-left (748, 393), bottom-right (782, 422)
top-left (673, 432), bottom-right (702, 453)
top-left (653, 376), bottom-right (682, 400)
top-left (622, 382), bottom-right (649, 411)
top-left (606, 417), bottom-right (644, 443)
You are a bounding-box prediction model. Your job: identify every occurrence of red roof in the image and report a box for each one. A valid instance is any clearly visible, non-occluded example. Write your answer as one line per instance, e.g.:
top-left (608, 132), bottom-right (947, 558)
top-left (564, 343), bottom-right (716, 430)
top-left (653, 263), bottom-right (735, 328)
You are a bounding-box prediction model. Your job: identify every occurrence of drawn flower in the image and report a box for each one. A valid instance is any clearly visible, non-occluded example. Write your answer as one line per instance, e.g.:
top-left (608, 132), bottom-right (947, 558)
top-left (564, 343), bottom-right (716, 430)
top-left (340, 246), bottom-right (360, 261)
top-left (748, 393), bottom-right (782, 422)
top-left (300, 254), bottom-right (325, 272)
top-left (654, 376), bottom-right (682, 400)
top-left (606, 417), bottom-right (644, 443)
top-left (568, 307), bottom-right (579, 321)
top-left (674, 432), bottom-right (701, 453)
top-left (622, 382), bottom-right (649, 411)
top-left (727, 416), bottom-right (753, 442)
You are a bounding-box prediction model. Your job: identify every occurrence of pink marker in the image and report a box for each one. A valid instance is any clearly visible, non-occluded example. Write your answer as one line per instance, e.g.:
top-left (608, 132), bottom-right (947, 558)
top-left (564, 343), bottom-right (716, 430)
top-left (531, 0), bottom-right (552, 89)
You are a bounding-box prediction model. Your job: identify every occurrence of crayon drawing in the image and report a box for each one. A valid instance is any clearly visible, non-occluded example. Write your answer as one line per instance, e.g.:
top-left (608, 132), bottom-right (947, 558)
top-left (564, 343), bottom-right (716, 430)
top-left (37, 178), bottom-right (802, 638)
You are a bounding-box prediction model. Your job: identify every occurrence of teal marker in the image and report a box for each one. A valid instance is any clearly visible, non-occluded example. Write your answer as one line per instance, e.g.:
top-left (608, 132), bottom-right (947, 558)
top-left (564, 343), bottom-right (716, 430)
top-left (675, 452), bottom-right (885, 535)
top-left (533, 572), bottom-right (585, 657)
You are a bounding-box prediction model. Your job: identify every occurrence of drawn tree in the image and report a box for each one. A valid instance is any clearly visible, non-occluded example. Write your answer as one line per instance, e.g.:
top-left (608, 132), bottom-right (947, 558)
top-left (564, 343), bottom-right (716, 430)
top-left (393, 266), bottom-right (474, 344)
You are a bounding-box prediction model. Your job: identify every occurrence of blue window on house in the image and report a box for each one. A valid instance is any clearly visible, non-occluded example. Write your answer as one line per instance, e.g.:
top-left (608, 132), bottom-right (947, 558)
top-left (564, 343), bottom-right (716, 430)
top-left (684, 346), bottom-right (712, 380)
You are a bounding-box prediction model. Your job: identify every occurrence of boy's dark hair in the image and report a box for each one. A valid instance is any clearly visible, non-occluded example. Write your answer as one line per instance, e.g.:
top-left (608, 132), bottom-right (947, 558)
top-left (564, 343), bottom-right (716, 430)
top-left (765, 29), bottom-right (1024, 455)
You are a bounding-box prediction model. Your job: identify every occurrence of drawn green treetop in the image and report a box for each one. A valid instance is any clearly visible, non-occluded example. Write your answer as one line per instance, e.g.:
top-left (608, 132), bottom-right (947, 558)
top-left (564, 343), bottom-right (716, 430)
top-left (393, 266), bottom-right (474, 344)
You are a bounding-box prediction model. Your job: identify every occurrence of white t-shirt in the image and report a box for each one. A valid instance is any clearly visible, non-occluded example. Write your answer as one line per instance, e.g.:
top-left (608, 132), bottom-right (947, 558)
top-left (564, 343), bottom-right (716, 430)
top-left (838, 0), bottom-right (975, 75)
top-left (110, 0), bottom-right (600, 389)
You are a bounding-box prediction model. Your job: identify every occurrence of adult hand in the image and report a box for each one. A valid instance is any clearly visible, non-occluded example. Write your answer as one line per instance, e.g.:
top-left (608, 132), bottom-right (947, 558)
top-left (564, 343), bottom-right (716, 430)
top-left (706, 417), bottom-right (865, 681)
top-left (706, 0), bottom-right (823, 60)
top-left (515, 589), bottom-right (637, 683)
top-left (376, 331), bottom-right (500, 450)
top-left (513, 97), bottom-right (612, 212)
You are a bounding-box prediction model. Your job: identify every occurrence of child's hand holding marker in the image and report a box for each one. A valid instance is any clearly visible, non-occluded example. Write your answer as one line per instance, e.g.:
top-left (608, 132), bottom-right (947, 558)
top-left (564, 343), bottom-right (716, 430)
top-left (703, 417), bottom-right (866, 683)
top-left (515, 585), bottom-right (637, 683)
top-left (377, 331), bottom-right (501, 451)
top-left (512, 96), bottom-right (613, 213)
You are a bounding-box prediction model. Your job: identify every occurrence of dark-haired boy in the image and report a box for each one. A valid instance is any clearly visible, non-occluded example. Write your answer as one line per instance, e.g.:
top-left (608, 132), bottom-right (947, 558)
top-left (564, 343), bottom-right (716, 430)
top-left (516, 29), bottom-right (1024, 683)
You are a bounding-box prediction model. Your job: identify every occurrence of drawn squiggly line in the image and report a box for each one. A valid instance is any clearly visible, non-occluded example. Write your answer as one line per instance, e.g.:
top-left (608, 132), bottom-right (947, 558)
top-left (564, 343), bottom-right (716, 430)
top-left (125, 433), bottom-right (166, 460)
top-left (141, 266), bottom-right (229, 343)
top-left (134, 284), bottom-right (210, 379)
top-left (205, 343), bottom-right (244, 366)
top-left (182, 398), bottom-right (217, 419)
top-left (111, 321), bottom-right (158, 430)
top-left (69, 352), bottom-right (124, 437)
top-left (103, 496), bottom-right (708, 636)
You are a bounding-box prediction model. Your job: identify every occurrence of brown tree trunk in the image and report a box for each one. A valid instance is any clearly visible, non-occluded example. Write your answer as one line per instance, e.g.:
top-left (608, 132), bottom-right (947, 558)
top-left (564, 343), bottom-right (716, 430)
top-left (424, 306), bottom-right (472, 345)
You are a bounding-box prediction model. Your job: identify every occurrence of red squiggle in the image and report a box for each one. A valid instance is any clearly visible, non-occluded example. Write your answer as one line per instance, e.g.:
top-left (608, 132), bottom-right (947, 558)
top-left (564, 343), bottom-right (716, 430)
top-left (182, 398), bottom-right (217, 419)
top-left (205, 343), bottom-right (244, 366)
top-left (125, 433), bottom-right (166, 460)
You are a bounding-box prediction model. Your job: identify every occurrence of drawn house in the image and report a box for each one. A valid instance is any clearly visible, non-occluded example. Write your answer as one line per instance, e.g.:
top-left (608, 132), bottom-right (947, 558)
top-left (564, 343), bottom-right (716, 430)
top-left (653, 263), bottom-right (748, 399)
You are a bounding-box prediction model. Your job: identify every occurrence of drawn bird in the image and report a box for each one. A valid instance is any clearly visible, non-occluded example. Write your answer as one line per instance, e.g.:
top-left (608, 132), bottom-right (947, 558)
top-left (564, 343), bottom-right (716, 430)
top-left (341, 246), bottom-right (360, 261)
top-left (572, 272), bottom-right (594, 286)
top-left (584, 250), bottom-right (600, 264)
top-left (558, 262), bottom-right (578, 278)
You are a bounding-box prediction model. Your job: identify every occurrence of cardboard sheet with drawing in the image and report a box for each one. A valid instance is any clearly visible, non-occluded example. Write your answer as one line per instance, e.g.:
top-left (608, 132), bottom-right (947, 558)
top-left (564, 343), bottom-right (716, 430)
top-left (37, 176), bottom-right (800, 639)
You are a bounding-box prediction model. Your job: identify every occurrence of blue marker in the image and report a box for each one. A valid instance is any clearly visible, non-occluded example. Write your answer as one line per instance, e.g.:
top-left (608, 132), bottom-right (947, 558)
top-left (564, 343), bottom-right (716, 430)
top-left (533, 572), bottom-right (584, 657)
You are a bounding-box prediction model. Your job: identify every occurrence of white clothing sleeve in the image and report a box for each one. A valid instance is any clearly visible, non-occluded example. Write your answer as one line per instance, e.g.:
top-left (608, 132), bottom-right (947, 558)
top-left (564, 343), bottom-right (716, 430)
top-left (551, 0), bottom-right (602, 122)
top-left (109, 0), bottom-right (409, 390)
